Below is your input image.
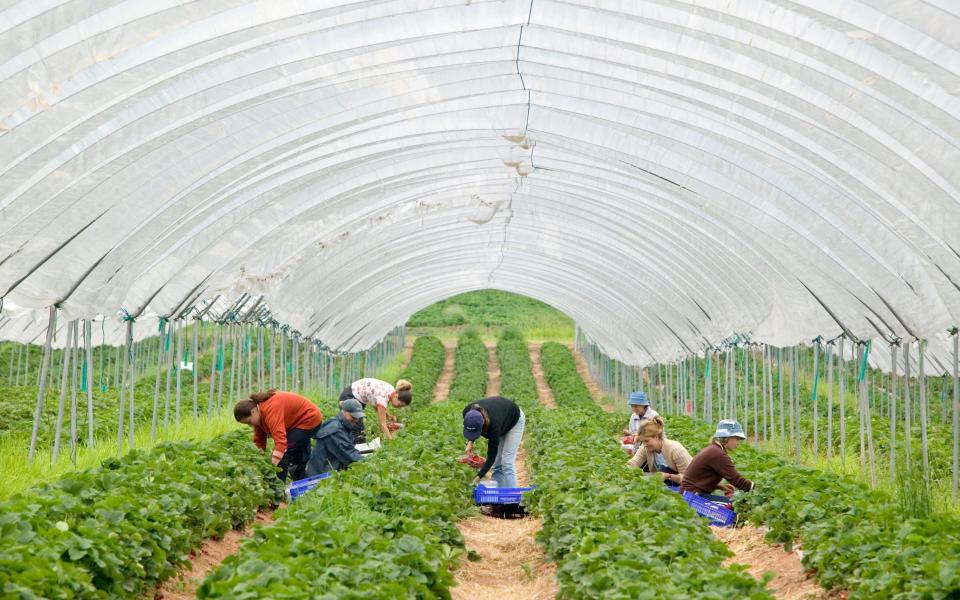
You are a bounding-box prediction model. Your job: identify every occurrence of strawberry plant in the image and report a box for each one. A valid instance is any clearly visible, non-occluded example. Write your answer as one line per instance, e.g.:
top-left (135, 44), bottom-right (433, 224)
top-left (496, 328), bottom-right (538, 402)
top-left (400, 336), bottom-right (445, 405)
top-left (0, 431), bottom-right (283, 598)
top-left (200, 335), bottom-right (474, 598)
top-left (666, 415), bottom-right (960, 598)
top-left (199, 398), bottom-right (474, 597)
top-left (539, 342), bottom-right (595, 408)
top-left (523, 340), bottom-right (771, 598)
top-left (447, 329), bottom-right (488, 404)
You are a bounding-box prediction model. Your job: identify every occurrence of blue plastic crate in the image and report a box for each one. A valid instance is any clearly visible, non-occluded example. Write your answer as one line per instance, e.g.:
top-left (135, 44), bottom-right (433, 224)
top-left (681, 491), bottom-right (736, 527)
top-left (287, 472), bottom-right (331, 501)
top-left (473, 484), bottom-right (535, 505)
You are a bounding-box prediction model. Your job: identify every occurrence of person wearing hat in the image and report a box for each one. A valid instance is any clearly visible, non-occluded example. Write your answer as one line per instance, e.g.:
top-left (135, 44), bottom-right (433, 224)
top-left (462, 396), bottom-right (525, 489)
top-left (306, 399), bottom-right (366, 476)
top-left (625, 391), bottom-right (659, 436)
top-left (680, 419), bottom-right (754, 502)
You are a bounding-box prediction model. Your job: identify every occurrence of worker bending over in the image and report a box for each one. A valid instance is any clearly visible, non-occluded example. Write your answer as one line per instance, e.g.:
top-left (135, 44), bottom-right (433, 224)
top-left (680, 419), bottom-right (754, 502)
top-left (626, 416), bottom-right (692, 485)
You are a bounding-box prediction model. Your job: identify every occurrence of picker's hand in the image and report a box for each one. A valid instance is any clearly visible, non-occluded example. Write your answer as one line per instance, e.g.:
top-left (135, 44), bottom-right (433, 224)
top-left (471, 476), bottom-right (480, 486)
top-left (465, 441), bottom-right (474, 457)
top-left (722, 483), bottom-right (735, 497)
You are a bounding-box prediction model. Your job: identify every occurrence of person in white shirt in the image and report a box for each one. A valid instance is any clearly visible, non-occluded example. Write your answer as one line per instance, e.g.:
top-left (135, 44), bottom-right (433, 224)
top-left (624, 391), bottom-right (659, 435)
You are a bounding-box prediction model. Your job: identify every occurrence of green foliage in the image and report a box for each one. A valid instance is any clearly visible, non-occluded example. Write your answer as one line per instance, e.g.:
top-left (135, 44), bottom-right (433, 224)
top-left (539, 342), bottom-right (594, 408)
top-left (199, 398), bottom-right (474, 597)
top-left (0, 377), bottom-right (216, 448)
top-left (496, 330), bottom-right (538, 403)
top-left (407, 290), bottom-right (571, 328)
top-left (406, 289), bottom-right (574, 341)
top-left (0, 431), bottom-right (283, 598)
top-left (399, 336), bottom-right (445, 405)
top-left (499, 325), bottom-right (525, 343)
top-left (667, 416), bottom-right (960, 598)
top-left (516, 388), bottom-right (769, 598)
top-left (447, 329), bottom-right (488, 404)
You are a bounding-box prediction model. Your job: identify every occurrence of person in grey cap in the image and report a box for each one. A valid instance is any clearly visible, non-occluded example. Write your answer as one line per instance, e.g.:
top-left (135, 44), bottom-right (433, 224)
top-left (306, 399), bottom-right (366, 476)
top-left (462, 396), bottom-right (525, 488)
top-left (625, 391), bottom-right (658, 435)
top-left (680, 419), bottom-right (754, 502)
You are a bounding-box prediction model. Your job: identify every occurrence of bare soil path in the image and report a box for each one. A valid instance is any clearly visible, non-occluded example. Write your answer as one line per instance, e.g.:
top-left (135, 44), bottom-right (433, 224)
top-left (451, 341), bottom-right (557, 599)
top-left (567, 344), bottom-right (614, 412)
top-left (451, 446), bottom-right (556, 600)
top-left (154, 510), bottom-right (275, 599)
top-left (713, 525), bottom-right (838, 600)
top-left (486, 343), bottom-right (500, 396)
top-left (433, 340), bottom-right (457, 403)
top-left (527, 343), bottom-right (556, 408)
top-left (401, 337), bottom-right (414, 370)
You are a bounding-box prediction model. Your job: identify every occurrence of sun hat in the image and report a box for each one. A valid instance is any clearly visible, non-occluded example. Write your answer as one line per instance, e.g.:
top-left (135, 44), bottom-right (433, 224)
top-left (714, 419), bottom-right (747, 439)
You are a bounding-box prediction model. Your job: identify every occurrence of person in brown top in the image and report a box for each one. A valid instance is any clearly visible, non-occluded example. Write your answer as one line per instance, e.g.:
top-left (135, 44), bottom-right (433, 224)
top-left (234, 389), bottom-right (323, 481)
top-left (680, 419), bottom-right (754, 502)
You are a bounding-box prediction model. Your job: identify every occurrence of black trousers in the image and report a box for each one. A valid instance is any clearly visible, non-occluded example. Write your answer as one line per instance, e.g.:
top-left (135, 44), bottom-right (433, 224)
top-left (278, 425), bottom-right (320, 481)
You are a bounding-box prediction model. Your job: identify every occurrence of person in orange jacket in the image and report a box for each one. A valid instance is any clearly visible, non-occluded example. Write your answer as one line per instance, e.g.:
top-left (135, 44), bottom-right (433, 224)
top-left (234, 389), bottom-right (322, 481)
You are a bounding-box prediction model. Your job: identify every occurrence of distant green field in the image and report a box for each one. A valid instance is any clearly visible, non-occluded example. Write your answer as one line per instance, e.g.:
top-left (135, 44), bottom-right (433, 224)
top-left (406, 289), bottom-right (574, 342)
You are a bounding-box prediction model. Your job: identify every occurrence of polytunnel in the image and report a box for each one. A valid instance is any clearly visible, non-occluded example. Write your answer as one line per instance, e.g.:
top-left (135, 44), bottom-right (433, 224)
top-left (5, 4), bottom-right (960, 599)
top-left (0, 0), bottom-right (959, 367)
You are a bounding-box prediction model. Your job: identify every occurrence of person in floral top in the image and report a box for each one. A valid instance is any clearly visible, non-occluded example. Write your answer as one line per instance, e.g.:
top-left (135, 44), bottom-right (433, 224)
top-left (339, 378), bottom-right (412, 440)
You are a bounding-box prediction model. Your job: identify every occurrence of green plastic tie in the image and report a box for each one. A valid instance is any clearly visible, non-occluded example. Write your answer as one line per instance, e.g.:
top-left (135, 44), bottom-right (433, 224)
top-left (858, 340), bottom-right (871, 382)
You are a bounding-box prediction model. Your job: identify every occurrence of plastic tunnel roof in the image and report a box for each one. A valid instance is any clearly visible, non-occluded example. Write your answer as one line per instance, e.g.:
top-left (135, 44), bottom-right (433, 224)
top-left (0, 1), bottom-right (959, 366)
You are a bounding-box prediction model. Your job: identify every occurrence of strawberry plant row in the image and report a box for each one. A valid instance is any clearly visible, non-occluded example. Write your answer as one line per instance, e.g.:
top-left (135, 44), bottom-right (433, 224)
top-left (666, 416), bottom-right (960, 598)
top-left (400, 335), bottom-right (446, 404)
top-left (199, 336), bottom-right (472, 598)
top-left (523, 341), bottom-right (771, 599)
top-left (496, 327), bottom-right (538, 402)
top-left (447, 329), bottom-right (488, 404)
top-left (539, 342), bottom-right (596, 409)
top-left (0, 431), bottom-right (284, 598)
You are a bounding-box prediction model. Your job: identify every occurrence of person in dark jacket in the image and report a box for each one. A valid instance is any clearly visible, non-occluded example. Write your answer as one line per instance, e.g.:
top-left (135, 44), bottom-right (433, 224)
top-left (462, 396), bottom-right (525, 488)
top-left (306, 399), bottom-right (365, 476)
top-left (680, 419), bottom-right (755, 502)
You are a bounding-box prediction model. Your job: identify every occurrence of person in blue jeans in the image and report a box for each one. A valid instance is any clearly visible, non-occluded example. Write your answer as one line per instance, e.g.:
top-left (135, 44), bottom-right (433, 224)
top-left (462, 396), bottom-right (525, 489)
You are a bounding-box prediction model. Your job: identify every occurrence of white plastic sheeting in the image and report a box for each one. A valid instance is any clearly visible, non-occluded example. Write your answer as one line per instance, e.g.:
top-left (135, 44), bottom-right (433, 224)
top-left (0, 1), bottom-right (958, 365)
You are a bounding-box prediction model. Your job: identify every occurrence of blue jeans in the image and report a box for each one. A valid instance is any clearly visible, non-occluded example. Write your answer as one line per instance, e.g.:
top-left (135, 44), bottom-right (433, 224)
top-left (492, 409), bottom-right (525, 489)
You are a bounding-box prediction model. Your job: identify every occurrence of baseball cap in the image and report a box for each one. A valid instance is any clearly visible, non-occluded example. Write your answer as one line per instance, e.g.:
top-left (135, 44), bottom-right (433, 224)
top-left (340, 398), bottom-right (364, 419)
top-left (463, 409), bottom-right (484, 441)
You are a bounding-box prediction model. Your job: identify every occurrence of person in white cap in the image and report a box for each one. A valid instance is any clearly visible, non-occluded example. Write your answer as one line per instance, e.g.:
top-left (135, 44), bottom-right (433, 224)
top-left (306, 399), bottom-right (366, 475)
top-left (680, 419), bottom-right (754, 502)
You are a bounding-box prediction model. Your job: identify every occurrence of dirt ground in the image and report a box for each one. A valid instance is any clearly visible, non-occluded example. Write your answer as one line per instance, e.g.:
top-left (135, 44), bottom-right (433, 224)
top-left (153, 511), bottom-right (274, 599)
top-left (432, 340), bottom-right (457, 403)
top-left (713, 525), bottom-right (841, 600)
top-left (451, 446), bottom-right (556, 600)
top-left (486, 343), bottom-right (501, 396)
top-left (568, 344), bottom-right (614, 412)
top-left (401, 337), bottom-right (414, 370)
top-left (527, 343), bottom-right (557, 408)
